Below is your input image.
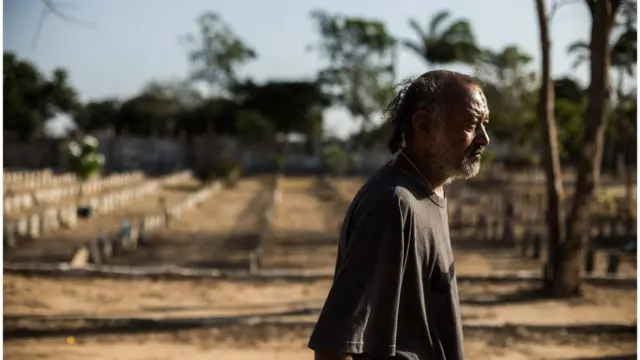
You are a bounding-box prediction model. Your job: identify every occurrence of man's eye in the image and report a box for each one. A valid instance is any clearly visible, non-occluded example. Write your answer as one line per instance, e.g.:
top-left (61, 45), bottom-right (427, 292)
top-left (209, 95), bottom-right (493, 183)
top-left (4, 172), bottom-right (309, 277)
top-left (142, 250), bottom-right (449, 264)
top-left (465, 124), bottom-right (476, 132)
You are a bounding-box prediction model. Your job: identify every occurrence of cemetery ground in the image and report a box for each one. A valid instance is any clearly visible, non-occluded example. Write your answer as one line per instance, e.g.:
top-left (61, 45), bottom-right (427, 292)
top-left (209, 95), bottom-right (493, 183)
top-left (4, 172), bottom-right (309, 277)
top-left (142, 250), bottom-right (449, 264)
top-left (3, 174), bottom-right (637, 360)
top-left (5, 173), bottom-right (203, 264)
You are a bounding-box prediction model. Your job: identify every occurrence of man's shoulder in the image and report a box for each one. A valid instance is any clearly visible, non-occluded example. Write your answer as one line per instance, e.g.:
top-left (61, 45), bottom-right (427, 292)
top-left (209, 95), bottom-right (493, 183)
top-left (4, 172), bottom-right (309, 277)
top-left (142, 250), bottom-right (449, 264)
top-left (352, 167), bottom-right (424, 215)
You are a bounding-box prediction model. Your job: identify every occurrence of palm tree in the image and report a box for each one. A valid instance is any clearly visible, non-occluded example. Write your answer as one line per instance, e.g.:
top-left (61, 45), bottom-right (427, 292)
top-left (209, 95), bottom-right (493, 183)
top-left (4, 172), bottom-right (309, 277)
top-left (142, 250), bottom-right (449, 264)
top-left (567, 25), bottom-right (636, 98)
top-left (480, 45), bottom-right (533, 95)
top-left (402, 10), bottom-right (480, 68)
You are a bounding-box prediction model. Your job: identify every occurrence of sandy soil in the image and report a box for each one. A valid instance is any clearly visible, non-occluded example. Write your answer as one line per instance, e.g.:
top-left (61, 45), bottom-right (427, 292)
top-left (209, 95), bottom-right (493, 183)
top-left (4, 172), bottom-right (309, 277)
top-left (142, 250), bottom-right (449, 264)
top-left (332, 177), bottom-right (365, 203)
top-left (4, 326), bottom-right (636, 360)
top-left (261, 177), bottom-right (341, 271)
top-left (4, 179), bottom-right (203, 263)
top-left (4, 175), bottom-right (636, 360)
top-left (108, 176), bottom-right (275, 268)
top-left (4, 274), bottom-right (635, 326)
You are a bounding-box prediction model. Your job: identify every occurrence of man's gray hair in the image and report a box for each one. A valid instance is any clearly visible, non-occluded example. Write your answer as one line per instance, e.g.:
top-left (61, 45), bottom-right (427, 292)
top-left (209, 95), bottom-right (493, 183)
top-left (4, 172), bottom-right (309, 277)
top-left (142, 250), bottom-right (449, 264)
top-left (384, 70), bottom-right (478, 154)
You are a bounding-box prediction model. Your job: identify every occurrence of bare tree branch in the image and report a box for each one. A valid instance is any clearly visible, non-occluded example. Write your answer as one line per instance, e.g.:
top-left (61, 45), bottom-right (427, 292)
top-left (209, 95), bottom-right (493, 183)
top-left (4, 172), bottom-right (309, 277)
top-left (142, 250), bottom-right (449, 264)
top-left (31, 6), bottom-right (50, 50)
top-left (32, 0), bottom-right (95, 50)
top-left (549, 0), bottom-right (584, 20)
top-left (41, 0), bottom-right (94, 27)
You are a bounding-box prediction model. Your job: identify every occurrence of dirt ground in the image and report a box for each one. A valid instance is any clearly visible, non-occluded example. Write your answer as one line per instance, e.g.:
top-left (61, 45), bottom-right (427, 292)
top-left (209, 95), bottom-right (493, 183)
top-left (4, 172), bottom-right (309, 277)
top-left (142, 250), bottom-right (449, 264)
top-left (3, 274), bottom-right (636, 359)
top-left (261, 177), bottom-right (340, 271)
top-left (4, 326), bottom-right (636, 360)
top-left (3, 175), bottom-right (637, 360)
top-left (108, 176), bottom-right (271, 268)
top-left (4, 274), bottom-right (636, 325)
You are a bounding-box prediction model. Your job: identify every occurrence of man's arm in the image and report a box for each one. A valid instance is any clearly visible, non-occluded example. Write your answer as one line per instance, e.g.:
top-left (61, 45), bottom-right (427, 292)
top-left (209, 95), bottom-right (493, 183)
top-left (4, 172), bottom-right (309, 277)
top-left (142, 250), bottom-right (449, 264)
top-left (308, 190), bottom-right (413, 358)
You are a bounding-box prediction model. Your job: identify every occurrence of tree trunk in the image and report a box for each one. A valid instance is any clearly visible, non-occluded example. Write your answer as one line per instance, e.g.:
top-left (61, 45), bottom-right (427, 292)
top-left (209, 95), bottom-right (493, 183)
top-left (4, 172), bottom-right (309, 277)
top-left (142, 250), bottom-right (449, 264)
top-left (624, 151), bottom-right (635, 229)
top-left (616, 68), bottom-right (625, 101)
top-left (554, 0), bottom-right (621, 297)
top-left (534, 0), bottom-right (566, 294)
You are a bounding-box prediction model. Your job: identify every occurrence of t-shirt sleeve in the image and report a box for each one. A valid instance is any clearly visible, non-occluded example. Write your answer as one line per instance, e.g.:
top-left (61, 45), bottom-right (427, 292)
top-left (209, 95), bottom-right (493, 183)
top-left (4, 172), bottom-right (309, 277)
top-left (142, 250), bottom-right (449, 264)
top-left (308, 190), bottom-right (413, 357)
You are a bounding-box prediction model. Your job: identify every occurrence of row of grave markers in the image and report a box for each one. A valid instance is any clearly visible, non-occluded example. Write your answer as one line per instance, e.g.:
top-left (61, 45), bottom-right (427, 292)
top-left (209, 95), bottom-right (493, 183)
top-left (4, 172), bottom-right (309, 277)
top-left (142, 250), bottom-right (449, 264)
top-left (4, 169), bottom-right (53, 183)
top-left (4, 173), bottom-right (79, 191)
top-left (70, 180), bottom-right (223, 266)
top-left (3, 171), bottom-right (193, 248)
top-left (4, 171), bottom-right (145, 214)
top-left (451, 187), bottom-right (635, 275)
top-left (249, 174), bottom-right (281, 273)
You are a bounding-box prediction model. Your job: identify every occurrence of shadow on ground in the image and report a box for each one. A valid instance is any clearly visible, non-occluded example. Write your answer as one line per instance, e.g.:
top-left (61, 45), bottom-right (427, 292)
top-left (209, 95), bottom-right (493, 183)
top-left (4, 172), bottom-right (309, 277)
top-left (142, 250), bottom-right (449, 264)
top-left (566, 355), bottom-right (637, 360)
top-left (4, 310), bottom-right (636, 341)
top-left (460, 286), bottom-right (549, 306)
top-left (262, 230), bottom-right (338, 270)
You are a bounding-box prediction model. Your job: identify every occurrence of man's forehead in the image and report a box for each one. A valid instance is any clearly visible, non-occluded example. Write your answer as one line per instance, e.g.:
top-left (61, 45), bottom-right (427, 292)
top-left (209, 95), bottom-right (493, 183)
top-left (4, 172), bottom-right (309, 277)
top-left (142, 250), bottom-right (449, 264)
top-left (464, 86), bottom-right (489, 117)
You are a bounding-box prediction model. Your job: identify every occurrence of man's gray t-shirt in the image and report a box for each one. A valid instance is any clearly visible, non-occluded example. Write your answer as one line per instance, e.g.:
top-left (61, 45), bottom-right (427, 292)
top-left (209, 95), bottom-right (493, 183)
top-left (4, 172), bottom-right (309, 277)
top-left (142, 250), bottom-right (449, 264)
top-left (308, 162), bottom-right (464, 360)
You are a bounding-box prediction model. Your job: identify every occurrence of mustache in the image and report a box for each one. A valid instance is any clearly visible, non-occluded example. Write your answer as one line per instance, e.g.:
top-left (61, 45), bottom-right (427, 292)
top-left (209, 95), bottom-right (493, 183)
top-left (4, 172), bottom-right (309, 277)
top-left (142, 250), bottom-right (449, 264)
top-left (465, 145), bottom-right (485, 157)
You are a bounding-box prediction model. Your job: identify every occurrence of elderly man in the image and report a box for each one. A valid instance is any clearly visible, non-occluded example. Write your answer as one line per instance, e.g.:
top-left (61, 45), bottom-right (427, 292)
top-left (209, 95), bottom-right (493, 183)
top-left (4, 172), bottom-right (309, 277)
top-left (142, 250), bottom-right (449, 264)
top-left (309, 70), bottom-right (490, 360)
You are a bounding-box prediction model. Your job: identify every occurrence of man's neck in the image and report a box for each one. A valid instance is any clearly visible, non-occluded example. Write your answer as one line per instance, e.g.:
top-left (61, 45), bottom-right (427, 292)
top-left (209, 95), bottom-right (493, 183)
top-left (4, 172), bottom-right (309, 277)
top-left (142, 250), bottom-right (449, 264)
top-left (399, 149), bottom-right (449, 198)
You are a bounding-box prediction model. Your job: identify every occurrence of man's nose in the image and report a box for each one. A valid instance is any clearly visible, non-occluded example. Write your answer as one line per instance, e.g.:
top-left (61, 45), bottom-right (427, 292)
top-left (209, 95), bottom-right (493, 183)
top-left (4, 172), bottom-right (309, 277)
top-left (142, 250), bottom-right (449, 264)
top-left (474, 126), bottom-right (490, 147)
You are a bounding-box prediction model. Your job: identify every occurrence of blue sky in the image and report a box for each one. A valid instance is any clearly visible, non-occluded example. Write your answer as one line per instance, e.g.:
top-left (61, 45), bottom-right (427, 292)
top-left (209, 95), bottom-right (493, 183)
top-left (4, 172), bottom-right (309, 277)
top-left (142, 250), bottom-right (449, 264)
top-left (4, 0), bottom-right (593, 137)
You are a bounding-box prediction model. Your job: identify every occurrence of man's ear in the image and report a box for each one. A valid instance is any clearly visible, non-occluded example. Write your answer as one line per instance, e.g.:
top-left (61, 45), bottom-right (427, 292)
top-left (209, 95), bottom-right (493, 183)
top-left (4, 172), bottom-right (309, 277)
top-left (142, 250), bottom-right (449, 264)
top-left (411, 109), bottom-right (430, 139)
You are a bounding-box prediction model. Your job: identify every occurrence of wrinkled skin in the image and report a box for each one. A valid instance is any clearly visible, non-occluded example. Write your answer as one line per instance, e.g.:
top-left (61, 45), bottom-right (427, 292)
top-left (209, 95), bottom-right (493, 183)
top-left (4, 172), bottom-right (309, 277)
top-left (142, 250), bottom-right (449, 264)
top-left (413, 83), bottom-right (490, 183)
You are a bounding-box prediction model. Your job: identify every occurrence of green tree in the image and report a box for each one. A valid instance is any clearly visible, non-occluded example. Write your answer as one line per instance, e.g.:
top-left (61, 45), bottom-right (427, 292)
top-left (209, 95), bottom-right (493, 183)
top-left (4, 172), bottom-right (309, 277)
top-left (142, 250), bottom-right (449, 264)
top-left (476, 45), bottom-right (538, 147)
top-left (117, 88), bottom-right (177, 136)
top-left (232, 80), bottom-right (330, 142)
top-left (554, 97), bottom-right (586, 162)
top-left (567, 1), bottom-right (636, 99)
top-left (554, 76), bottom-right (585, 103)
top-left (322, 144), bottom-right (353, 176)
top-left (402, 10), bottom-right (480, 68)
top-left (236, 110), bottom-right (275, 144)
top-left (73, 99), bottom-right (121, 133)
top-left (547, 0), bottom-right (626, 297)
top-left (175, 97), bottom-right (240, 138)
top-left (182, 11), bottom-right (257, 96)
top-left (310, 11), bottom-right (396, 131)
top-left (4, 52), bottom-right (78, 141)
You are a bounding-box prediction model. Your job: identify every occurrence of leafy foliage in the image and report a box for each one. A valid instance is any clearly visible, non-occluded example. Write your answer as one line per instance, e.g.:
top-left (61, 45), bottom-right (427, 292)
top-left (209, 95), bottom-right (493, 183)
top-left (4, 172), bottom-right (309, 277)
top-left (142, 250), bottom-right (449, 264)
top-left (182, 12), bottom-right (257, 95)
top-left (232, 80), bottom-right (330, 138)
top-left (402, 10), bottom-right (481, 67)
top-left (311, 11), bottom-right (396, 126)
top-left (66, 135), bottom-right (104, 181)
top-left (322, 144), bottom-right (353, 176)
top-left (476, 45), bottom-right (538, 145)
top-left (4, 52), bottom-right (79, 141)
top-left (194, 157), bottom-right (242, 186)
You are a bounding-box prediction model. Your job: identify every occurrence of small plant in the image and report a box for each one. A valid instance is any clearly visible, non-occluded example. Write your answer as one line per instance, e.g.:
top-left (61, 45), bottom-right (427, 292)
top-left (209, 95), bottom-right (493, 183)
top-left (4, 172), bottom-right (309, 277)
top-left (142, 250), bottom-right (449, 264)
top-left (322, 145), bottom-right (353, 176)
top-left (272, 154), bottom-right (285, 171)
top-left (194, 157), bottom-right (242, 187)
top-left (66, 135), bottom-right (105, 204)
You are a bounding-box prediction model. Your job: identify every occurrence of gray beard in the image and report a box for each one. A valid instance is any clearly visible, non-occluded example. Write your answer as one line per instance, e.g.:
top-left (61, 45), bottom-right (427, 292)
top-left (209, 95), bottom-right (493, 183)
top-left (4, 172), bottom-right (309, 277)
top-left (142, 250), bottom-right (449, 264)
top-left (431, 133), bottom-right (482, 182)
